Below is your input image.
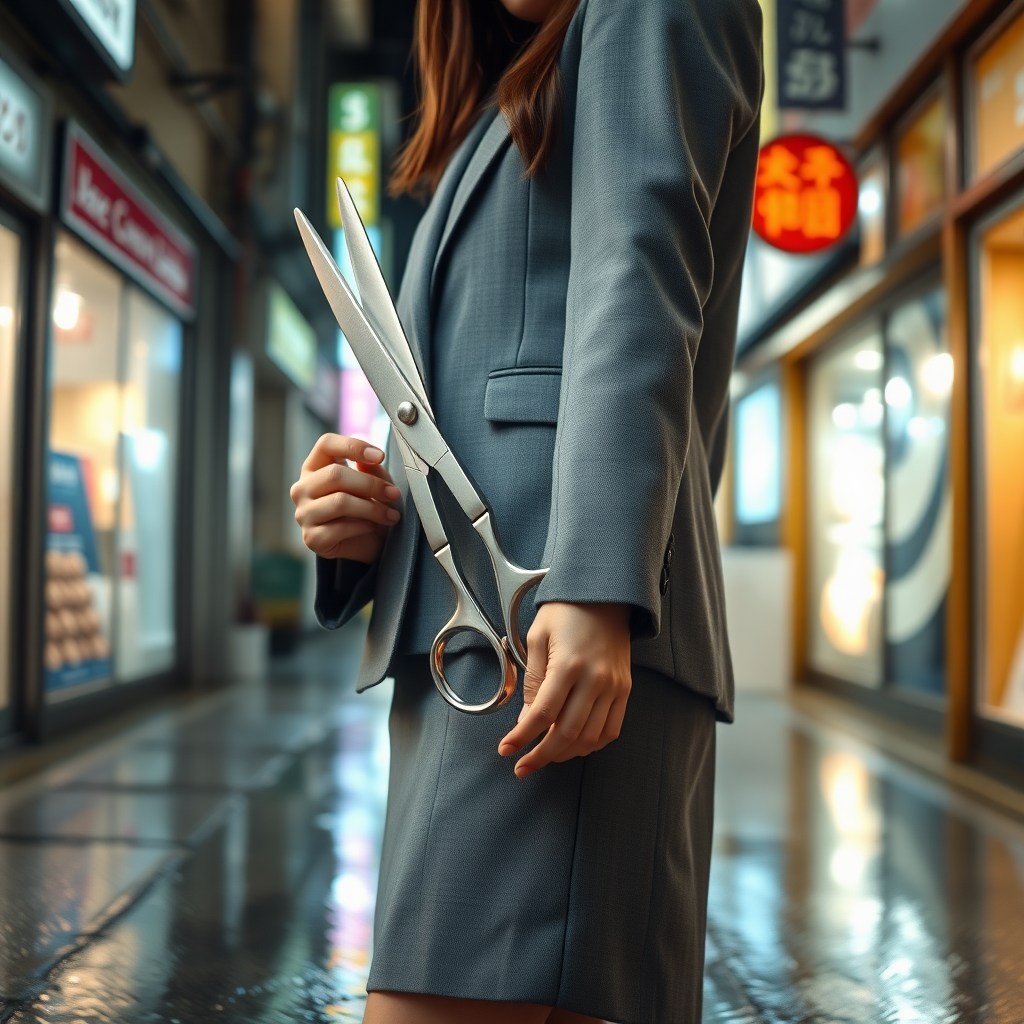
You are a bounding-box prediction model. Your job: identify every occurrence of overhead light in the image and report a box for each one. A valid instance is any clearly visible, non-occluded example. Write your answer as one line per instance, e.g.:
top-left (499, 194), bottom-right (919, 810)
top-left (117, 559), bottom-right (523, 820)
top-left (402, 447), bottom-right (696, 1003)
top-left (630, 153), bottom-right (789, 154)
top-left (885, 376), bottom-right (912, 408)
top-left (53, 291), bottom-right (82, 332)
top-left (0, 306), bottom-right (12, 328)
top-left (921, 352), bottom-right (954, 395)
top-left (854, 349), bottom-right (883, 371)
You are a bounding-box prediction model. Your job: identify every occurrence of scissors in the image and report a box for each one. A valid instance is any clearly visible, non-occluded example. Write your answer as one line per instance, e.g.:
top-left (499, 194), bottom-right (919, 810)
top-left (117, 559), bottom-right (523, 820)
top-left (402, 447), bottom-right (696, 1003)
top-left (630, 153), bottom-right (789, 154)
top-left (294, 179), bottom-right (549, 715)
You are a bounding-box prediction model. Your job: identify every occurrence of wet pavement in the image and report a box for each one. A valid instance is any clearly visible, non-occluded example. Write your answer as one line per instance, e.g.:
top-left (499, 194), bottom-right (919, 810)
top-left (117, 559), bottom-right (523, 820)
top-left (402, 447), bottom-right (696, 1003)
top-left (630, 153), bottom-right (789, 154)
top-left (0, 623), bottom-right (1022, 1024)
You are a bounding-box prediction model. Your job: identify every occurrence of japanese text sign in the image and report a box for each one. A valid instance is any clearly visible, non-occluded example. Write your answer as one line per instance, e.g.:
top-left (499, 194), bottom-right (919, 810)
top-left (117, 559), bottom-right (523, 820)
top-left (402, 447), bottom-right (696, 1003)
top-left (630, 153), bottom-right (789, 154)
top-left (0, 46), bottom-right (51, 211)
top-left (753, 135), bottom-right (858, 254)
top-left (61, 124), bottom-right (197, 319)
top-left (327, 83), bottom-right (381, 229)
top-left (778, 0), bottom-right (847, 110)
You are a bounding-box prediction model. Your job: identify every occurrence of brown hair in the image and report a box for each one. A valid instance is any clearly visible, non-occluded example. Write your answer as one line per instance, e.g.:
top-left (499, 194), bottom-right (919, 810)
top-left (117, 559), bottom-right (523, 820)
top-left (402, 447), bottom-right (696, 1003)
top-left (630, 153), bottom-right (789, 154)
top-left (390, 0), bottom-right (582, 197)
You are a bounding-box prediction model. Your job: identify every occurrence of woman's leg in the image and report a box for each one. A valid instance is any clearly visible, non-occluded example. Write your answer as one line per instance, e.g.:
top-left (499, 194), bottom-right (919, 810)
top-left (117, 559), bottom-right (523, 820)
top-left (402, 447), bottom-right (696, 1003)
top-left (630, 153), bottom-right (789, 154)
top-left (364, 993), bottom-right (604, 1023)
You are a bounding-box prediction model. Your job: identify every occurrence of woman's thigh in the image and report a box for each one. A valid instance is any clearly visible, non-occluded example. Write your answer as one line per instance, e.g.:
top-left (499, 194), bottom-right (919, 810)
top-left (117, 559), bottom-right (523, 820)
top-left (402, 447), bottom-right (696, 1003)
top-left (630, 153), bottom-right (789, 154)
top-left (364, 993), bottom-right (604, 1023)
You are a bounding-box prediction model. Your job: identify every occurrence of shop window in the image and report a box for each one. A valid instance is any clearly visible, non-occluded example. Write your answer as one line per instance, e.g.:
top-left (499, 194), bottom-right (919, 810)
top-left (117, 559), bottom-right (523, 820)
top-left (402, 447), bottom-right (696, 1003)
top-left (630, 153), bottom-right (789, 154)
top-left (883, 290), bottom-right (951, 697)
top-left (859, 152), bottom-right (887, 267)
top-left (971, 7), bottom-right (1024, 181)
top-left (46, 233), bottom-right (181, 699)
top-left (807, 329), bottom-right (886, 688)
top-left (896, 91), bottom-right (947, 237)
top-left (976, 203), bottom-right (1024, 725)
top-left (0, 222), bottom-right (19, 720)
top-left (733, 381), bottom-right (781, 544)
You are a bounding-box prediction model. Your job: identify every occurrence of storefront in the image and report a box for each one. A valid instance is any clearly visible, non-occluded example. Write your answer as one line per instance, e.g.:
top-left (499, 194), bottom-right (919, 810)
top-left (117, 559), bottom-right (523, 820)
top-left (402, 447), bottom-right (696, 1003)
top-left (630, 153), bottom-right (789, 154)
top-left (42, 124), bottom-right (195, 705)
top-left (0, 40), bottom-right (53, 740)
top-left (0, 0), bottom-right (243, 744)
top-left (730, 0), bottom-right (1024, 780)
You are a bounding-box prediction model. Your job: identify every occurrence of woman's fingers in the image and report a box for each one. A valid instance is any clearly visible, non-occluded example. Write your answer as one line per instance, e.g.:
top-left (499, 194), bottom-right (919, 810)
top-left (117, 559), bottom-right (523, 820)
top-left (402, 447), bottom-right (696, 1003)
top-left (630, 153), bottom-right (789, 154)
top-left (511, 680), bottom-right (604, 778)
top-left (296, 462), bottom-right (399, 504)
top-left (302, 519), bottom-right (377, 551)
top-left (297, 490), bottom-right (400, 529)
top-left (498, 659), bottom-right (575, 758)
top-left (302, 433), bottom-right (384, 474)
top-left (551, 692), bottom-right (615, 763)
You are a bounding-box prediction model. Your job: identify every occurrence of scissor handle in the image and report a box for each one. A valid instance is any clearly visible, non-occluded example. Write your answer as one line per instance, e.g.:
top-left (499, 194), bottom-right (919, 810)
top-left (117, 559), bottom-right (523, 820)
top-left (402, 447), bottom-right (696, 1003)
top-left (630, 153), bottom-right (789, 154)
top-left (471, 511), bottom-right (549, 671)
top-left (429, 546), bottom-right (519, 715)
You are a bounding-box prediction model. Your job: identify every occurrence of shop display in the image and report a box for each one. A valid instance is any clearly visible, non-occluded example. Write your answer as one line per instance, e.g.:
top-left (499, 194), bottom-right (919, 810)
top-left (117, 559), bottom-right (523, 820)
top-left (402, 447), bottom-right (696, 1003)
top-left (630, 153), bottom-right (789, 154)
top-left (0, 221), bottom-right (19, 720)
top-left (45, 451), bottom-right (112, 693)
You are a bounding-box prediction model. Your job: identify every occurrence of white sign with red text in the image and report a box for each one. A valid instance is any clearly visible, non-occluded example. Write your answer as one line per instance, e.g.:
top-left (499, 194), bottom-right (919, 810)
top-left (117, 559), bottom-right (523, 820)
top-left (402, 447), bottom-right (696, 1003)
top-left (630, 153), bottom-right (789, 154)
top-left (61, 124), bottom-right (197, 319)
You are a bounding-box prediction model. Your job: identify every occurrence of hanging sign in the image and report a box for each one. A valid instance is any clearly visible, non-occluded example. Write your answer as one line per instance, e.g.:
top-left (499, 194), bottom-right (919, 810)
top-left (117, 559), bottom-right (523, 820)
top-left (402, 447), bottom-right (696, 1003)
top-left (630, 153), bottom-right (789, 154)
top-left (752, 135), bottom-right (859, 254)
top-left (326, 83), bottom-right (381, 229)
top-left (0, 44), bottom-right (53, 211)
top-left (65, 0), bottom-right (137, 74)
top-left (778, 0), bottom-right (847, 111)
top-left (60, 123), bottom-right (197, 319)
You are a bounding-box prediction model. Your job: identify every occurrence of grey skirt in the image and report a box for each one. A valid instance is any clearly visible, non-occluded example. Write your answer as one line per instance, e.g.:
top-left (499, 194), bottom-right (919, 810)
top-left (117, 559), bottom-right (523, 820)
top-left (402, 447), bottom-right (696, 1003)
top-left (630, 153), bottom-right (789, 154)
top-left (367, 649), bottom-right (717, 1024)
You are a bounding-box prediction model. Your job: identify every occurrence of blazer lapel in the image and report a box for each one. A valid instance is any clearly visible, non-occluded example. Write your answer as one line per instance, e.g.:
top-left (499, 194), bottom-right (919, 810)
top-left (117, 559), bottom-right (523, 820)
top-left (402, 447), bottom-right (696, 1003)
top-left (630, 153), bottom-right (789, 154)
top-left (432, 110), bottom-right (513, 289)
top-left (403, 109), bottom-right (501, 392)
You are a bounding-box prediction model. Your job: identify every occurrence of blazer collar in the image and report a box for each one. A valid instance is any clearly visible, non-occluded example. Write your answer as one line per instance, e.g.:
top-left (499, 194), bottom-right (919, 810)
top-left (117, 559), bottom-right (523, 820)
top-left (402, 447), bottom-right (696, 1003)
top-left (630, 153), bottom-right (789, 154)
top-left (431, 109), bottom-right (513, 289)
top-left (405, 109), bottom-right (502, 392)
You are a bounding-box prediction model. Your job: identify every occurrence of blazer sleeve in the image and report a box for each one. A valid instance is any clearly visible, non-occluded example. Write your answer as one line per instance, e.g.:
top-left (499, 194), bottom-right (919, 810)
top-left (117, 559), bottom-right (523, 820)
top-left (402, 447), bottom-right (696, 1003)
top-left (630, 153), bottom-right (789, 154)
top-left (314, 556), bottom-right (378, 630)
top-left (535, 0), bottom-right (763, 639)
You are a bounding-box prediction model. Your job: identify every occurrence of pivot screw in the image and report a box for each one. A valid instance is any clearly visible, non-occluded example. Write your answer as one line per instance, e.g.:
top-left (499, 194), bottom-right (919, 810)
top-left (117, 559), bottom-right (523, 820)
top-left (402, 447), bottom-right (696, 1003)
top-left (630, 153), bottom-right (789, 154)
top-left (397, 401), bottom-right (418, 425)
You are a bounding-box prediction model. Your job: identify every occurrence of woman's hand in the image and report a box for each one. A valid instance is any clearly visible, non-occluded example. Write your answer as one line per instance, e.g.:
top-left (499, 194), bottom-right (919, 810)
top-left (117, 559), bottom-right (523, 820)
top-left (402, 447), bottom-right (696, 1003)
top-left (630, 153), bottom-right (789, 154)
top-left (291, 434), bottom-right (401, 564)
top-left (498, 602), bottom-right (632, 778)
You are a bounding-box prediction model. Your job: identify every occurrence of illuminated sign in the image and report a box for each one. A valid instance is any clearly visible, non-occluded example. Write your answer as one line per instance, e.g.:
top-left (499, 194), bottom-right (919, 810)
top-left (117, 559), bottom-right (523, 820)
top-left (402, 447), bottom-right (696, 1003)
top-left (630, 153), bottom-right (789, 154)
top-left (752, 135), bottom-right (858, 254)
top-left (66, 0), bottom-right (136, 73)
top-left (61, 123), bottom-right (197, 318)
top-left (267, 284), bottom-right (317, 391)
top-left (327, 83), bottom-right (381, 229)
top-left (0, 45), bottom-right (52, 211)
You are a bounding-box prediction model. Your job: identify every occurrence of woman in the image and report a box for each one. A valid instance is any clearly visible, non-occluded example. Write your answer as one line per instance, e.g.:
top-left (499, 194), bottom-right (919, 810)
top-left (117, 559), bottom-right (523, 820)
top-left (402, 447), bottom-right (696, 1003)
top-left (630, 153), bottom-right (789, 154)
top-left (291, 0), bottom-right (762, 1020)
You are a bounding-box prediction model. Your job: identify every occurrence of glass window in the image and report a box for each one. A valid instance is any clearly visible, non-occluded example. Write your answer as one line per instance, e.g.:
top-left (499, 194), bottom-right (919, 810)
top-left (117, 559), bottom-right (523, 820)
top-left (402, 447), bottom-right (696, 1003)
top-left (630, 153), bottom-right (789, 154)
top-left (735, 383), bottom-right (782, 527)
top-left (972, 7), bottom-right (1024, 180)
top-left (858, 152), bottom-right (887, 267)
top-left (0, 222), bottom-right (20, 720)
top-left (115, 289), bottom-right (181, 680)
top-left (884, 290), bottom-right (951, 697)
top-left (46, 233), bottom-right (182, 698)
top-left (896, 92), bottom-right (947, 237)
top-left (807, 328), bottom-right (885, 688)
top-left (976, 203), bottom-right (1024, 725)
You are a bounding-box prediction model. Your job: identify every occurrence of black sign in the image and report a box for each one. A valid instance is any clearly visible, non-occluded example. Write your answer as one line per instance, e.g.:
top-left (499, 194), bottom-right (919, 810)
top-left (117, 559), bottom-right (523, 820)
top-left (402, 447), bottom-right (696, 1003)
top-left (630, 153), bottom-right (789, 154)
top-left (778, 0), bottom-right (847, 111)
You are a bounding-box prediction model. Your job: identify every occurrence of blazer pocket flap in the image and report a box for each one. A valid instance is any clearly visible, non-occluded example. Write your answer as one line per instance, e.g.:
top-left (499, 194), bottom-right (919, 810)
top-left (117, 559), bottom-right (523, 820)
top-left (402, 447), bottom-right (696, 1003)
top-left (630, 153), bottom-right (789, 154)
top-left (484, 368), bottom-right (562, 425)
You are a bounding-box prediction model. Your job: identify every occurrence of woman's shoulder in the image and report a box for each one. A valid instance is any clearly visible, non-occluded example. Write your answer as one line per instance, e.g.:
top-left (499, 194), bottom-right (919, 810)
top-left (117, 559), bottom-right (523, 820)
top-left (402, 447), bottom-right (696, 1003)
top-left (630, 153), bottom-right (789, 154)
top-left (576, 0), bottom-right (762, 31)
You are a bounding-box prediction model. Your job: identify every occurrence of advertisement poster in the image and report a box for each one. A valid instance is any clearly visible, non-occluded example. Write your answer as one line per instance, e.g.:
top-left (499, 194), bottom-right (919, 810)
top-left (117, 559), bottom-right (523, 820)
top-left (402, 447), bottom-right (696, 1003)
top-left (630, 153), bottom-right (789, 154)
top-left (45, 451), bottom-right (112, 693)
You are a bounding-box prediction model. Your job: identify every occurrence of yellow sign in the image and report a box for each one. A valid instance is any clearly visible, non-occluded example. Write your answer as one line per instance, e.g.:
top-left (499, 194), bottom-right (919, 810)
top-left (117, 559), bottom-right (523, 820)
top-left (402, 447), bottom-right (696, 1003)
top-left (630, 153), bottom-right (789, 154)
top-left (327, 84), bottom-right (381, 228)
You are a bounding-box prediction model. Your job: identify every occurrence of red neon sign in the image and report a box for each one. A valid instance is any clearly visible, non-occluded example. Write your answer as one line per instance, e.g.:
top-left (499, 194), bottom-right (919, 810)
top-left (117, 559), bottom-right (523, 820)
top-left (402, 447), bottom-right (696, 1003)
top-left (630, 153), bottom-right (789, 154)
top-left (752, 135), bottom-right (858, 254)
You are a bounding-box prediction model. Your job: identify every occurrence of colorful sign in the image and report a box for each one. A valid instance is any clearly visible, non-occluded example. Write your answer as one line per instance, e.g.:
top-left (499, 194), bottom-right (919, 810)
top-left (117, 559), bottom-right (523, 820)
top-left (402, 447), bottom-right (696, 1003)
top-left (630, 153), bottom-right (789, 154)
top-left (752, 135), bottom-right (859, 254)
top-left (45, 452), bottom-right (113, 693)
top-left (778, 0), bottom-right (846, 110)
top-left (0, 45), bottom-right (52, 211)
top-left (61, 123), bottom-right (197, 319)
top-left (267, 284), bottom-right (317, 391)
top-left (327, 83), bottom-right (381, 229)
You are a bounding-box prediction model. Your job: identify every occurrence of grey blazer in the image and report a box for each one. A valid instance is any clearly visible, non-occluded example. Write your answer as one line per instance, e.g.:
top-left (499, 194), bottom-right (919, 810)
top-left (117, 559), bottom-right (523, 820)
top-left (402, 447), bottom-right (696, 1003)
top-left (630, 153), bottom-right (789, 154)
top-left (315, 0), bottom-right (763, 722)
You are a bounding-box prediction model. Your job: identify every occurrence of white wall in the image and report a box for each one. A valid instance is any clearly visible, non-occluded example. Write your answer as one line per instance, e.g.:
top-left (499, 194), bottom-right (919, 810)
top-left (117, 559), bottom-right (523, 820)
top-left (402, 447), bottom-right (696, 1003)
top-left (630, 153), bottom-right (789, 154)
top-left (722, 546), bottom-right (794, 694)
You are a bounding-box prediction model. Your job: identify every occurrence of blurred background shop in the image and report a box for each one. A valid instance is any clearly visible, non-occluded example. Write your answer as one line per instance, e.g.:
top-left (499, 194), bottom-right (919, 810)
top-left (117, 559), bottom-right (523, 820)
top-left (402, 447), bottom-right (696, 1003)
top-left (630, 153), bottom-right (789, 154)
top-left (0, 0), bottom-right (420, 741)
top-left (720, 0), bottom-right (1024, 789)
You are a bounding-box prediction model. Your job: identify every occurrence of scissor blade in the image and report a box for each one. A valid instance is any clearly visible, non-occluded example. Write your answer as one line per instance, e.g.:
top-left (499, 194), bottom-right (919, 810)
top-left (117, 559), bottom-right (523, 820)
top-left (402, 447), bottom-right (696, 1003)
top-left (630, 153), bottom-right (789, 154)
top-left (335, 178), bottom-right (432, 415)
top-left (294, 207), bottom-right (447, 467)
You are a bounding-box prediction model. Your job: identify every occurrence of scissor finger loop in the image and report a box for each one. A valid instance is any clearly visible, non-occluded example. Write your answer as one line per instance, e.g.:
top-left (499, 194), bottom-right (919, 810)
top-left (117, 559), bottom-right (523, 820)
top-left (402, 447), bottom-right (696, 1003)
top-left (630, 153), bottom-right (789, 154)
top-left (430, 547), bottom-right (518, 715)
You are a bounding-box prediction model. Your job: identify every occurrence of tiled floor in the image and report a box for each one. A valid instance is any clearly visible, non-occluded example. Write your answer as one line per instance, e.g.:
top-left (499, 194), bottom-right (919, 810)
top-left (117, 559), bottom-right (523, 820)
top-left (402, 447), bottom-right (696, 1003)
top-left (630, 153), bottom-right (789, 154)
top-left (0, 623), bottom-right (1022, 1023)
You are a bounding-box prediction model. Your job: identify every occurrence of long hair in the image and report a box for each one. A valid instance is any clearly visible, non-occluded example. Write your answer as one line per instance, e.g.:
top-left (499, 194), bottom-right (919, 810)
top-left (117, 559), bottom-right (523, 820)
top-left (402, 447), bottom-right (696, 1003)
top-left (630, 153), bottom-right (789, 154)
top-left (390, 0), bottom-right (582, 196)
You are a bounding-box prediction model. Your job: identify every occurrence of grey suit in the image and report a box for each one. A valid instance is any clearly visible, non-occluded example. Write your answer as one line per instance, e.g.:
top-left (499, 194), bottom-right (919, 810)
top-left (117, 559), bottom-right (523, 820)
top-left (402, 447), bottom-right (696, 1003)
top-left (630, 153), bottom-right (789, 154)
top-left (316, 0), bottom-right (762, 1016)
top-left (316, 0), bottom-right (762, 723)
